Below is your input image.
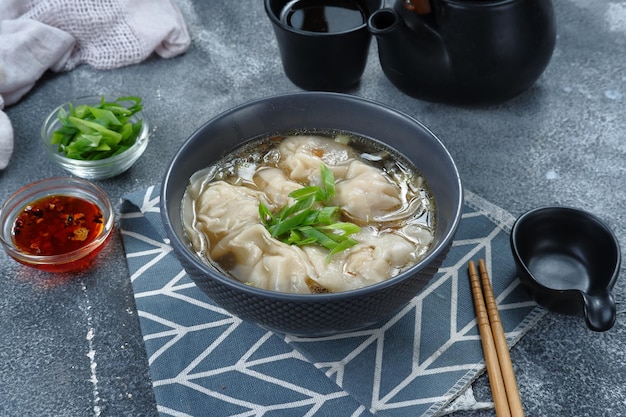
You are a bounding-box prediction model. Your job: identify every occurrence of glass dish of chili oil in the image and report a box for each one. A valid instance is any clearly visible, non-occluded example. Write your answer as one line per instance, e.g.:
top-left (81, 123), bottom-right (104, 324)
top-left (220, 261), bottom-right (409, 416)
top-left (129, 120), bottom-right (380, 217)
top-left (0, 178), bottom-right (114, 273)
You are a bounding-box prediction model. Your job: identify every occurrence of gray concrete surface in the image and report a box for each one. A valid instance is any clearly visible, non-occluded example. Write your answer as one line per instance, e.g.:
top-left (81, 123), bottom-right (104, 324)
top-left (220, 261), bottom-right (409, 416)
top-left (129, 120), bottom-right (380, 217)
top-left (1, 0), bottom-right (625, 416)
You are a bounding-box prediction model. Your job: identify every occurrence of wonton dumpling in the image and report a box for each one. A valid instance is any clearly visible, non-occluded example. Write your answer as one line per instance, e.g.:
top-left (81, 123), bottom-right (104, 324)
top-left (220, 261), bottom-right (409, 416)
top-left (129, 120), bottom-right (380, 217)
top-left (210, 224), bottom-right (313, 294)
top-left (303, 228), bottom-right (417, 292)
top-left (401, 224), bottom-right (435, 258)
top-left (193, 181), bottom-right (271, 241)
top-left (253, 167), bottom-right (302, 207)
top-left (278, 135), bottom-right (355, 183)
top-left (301, 246), bottom-right (349, 291)
top-left (334, 160), bottom-right (402, 222)
top-left (352, 228), bottom-right (418, 268)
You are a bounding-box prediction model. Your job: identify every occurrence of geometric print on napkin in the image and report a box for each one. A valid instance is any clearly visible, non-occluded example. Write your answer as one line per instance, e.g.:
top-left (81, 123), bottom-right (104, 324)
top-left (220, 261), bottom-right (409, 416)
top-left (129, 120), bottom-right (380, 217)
top-left (120, 185), bottom-right (371, 417)
top-left (120, 186), bottom-right (544, 417)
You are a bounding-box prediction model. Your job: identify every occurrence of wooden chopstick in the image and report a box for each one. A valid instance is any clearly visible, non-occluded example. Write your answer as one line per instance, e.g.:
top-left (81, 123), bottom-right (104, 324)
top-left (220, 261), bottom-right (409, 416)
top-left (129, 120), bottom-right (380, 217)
top-left (468, 260), bottom-right (511, 417)
top-left (468, 260), bottom-right (525, 417)
top-left (477, 259), bottom-right (525, 417)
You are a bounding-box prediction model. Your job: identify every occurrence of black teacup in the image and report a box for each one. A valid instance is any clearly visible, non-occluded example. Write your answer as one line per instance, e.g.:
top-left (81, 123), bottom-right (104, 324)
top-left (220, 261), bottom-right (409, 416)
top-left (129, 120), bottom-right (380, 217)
top-left (265, 0), bottom-right (383, 92)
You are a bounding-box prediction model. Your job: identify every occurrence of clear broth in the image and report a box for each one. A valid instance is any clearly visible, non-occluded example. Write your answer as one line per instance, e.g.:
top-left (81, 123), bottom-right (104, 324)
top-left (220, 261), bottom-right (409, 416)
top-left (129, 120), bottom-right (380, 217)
top-left (183, 130), bottom-right (436, 293)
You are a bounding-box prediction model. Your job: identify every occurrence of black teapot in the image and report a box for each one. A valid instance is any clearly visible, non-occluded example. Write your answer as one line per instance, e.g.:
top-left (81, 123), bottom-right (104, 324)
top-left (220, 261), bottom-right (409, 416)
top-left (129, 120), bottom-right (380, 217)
top-left (368, 0), bottom-right (556, 105)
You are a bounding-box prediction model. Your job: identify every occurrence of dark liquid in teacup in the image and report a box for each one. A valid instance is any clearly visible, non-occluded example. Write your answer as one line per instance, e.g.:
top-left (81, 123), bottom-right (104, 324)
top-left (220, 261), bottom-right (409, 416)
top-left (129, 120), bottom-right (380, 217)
top-left (280, 0), bottom-right (366, 33)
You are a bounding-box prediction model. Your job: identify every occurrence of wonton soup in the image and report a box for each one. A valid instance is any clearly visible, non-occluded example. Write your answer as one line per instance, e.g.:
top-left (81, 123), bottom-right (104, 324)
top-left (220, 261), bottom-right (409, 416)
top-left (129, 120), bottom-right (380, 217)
top-left (181, 131), bottom-right (436, 294)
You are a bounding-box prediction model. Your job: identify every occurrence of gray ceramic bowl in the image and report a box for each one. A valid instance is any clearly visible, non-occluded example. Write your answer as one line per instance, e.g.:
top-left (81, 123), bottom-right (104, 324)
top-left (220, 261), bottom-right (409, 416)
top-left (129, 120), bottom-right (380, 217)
top-left (161, 92), bottom-right (463, 336)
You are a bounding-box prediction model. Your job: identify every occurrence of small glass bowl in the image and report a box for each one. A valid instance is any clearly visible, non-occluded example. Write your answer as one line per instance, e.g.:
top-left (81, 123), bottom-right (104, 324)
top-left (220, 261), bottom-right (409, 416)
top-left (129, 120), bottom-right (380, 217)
top-left (41, 96), bottom-right (150, 180)
top-left (0, 177), bottom-right (114, 273)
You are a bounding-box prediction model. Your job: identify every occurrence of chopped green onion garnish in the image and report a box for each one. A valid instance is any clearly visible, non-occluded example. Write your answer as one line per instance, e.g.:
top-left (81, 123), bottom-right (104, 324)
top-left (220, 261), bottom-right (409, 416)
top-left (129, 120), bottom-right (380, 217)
top-left (50, 95), bottom-right (143, 160)
top-left (259, 164), bottom-right (360, 262)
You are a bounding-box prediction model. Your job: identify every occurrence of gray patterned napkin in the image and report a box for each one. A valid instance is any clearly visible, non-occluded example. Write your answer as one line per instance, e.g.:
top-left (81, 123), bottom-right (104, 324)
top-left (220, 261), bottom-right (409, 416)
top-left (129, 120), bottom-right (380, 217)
top-left (120, 186), bottom-right (544, 417)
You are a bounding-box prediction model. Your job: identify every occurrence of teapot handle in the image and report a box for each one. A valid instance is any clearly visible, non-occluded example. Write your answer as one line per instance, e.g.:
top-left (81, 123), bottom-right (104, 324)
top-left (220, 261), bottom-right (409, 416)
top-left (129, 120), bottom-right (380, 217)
top-left (403, 0), bottom-right (432, 14)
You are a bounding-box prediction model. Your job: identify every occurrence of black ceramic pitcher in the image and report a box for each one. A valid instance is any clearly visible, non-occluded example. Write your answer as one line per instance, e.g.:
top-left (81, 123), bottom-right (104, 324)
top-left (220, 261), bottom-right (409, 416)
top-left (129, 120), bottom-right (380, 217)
top-left (368, 0), bottom-right (557, 105)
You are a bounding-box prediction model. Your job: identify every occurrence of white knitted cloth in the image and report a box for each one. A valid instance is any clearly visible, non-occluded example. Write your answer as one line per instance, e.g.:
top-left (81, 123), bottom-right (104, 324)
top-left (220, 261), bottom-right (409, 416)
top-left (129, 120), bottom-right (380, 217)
top-left (21, 0), bottom-right (191, 71)
top-left (0, 0), bottom-right (191, 169)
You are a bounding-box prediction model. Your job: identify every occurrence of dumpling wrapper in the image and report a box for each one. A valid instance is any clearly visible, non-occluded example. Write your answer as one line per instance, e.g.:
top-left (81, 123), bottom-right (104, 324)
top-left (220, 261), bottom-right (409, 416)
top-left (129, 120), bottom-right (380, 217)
top-left (253, 166), bottom-right (302, 207)
top-left (192, 181), bottom-right (271, 242)
top-left (334, 160), bottom-right (403, 223)
top-left (210, 224), bottom-right (313, 294)
top-left (278, 135), bottom-right (355, 184)
top-left (303, 228), bottom-right (419, 292)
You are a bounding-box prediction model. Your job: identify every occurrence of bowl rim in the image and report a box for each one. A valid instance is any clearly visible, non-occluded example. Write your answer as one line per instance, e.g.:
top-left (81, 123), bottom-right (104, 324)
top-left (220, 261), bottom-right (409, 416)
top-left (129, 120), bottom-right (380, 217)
top-left (41, 95), bottom-right (150, 168)
top-left (0, 177), bottom-right (115, 265)
top-left (161, 91), bottom-right (464, 301)
top-left (510, 205), bottom-right (621, 292)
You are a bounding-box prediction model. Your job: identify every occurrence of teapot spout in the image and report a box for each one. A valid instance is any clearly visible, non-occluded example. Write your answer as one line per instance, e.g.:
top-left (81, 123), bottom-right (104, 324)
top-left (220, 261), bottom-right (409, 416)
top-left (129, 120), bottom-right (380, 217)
top-left (368, 8), bottom-right (452, 103)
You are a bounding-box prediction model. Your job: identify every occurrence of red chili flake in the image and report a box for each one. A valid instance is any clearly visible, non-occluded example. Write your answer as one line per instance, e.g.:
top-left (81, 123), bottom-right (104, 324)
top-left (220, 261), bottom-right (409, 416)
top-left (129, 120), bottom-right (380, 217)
top-left (11, 195), bottom-right (105, 256)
